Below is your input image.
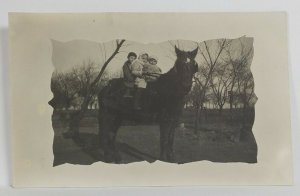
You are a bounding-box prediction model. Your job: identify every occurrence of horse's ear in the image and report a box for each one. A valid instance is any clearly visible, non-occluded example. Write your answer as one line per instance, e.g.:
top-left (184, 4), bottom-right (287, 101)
top-left (175, 45), bottom-right (182, 56)
top-left (189, 47), bottom-right (198, 59)
top-left (194, 62), bottom-right (199, 73)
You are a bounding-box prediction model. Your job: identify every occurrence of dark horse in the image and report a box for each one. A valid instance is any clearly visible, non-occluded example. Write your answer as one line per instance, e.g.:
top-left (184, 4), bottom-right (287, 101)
top-left (98, 46), bottom-right (198, 163)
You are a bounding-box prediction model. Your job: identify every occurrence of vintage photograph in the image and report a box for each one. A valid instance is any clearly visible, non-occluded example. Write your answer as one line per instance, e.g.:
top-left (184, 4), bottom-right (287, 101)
top-left (49, 37), bottom-right (257, 165)
top-left (9, 12), bottom-right (292, 186)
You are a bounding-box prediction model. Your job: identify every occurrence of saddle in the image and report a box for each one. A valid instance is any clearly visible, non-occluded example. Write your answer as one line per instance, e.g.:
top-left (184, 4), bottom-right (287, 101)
top-left (100, 78), bottom-right (159, 113)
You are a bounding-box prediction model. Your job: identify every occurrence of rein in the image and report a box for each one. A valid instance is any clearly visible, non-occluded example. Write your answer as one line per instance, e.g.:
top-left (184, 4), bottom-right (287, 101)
top-left (142, 73), bottom-right (162, 77)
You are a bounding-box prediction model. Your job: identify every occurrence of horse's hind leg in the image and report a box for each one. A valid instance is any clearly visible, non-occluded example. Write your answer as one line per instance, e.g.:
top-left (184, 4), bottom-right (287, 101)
top-left (159, 126), bottom-right (168, 161)
top-left (108, 116), bottom-right (122, 163)
top-left (166, 125), bottom-right (176, 162)
top-left (99, 108), bottom-right (122, 163)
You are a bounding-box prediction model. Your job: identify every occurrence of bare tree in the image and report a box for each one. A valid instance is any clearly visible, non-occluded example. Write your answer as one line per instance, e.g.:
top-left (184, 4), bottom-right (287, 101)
top-left (192, 39), bottom-right (229, 132)
top-left (235, 70), bottom-right (256, 141)
top-left (71, 60), bottom-right (110, 108)
top-left (50, 71), bottom-right (81, 109)
top-left (71, 60), bottom-right (97, 98)
top-left (187, 77), bottom-right (206, 110)
top-left (237, 71), bottom-right (256, 110)
top-left (209, 62), bottom-right (232, 114)
top-left (50, 59), bottom-right (111, 110)
top-left (65, 39), bottom-right (126, 138)
top-left (224, 38), bottom-right (254, 114)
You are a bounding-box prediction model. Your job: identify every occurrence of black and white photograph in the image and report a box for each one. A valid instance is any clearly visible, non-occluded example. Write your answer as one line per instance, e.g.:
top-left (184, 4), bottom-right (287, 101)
top-left (8, 12), bottom-right (293, 187)
top-left (49, 37), bottom-right (257, 165)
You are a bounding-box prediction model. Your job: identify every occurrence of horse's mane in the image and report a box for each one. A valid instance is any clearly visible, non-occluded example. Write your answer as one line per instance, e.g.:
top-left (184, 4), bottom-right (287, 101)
top-left (150, 59), bottom-right (190, 96)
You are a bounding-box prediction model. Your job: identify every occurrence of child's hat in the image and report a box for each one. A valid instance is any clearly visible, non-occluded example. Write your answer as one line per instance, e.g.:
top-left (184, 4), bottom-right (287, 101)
top-left (127, 52), bottom-right (137, 58)
top-left (139, 52), bottom-right (148, 57)
top-left (148, 55), bottom-right (158, 61)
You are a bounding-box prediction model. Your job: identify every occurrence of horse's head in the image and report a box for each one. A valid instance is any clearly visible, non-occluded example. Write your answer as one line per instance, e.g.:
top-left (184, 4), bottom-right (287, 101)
top-left (174, 46), bottom-right (198, 94)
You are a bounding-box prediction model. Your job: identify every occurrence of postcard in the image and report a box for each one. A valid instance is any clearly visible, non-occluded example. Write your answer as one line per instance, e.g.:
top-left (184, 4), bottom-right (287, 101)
top-left (9, 12), bottom-right (292, 187)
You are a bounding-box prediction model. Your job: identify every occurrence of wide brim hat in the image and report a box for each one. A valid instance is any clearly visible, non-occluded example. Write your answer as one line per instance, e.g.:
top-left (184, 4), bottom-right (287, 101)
top-left (138, 52), bottom-right (148, 57)
top-left (148, 55), bottom-right (158, 61)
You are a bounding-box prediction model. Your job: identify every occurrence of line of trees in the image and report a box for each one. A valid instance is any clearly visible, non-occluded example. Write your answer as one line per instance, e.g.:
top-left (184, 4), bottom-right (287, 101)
top-left (185, 37), bottom-right (257, 131)
top-left (50, 38), bottom-right (257, 137)
top-left (50, 60), bottom-right (109, 110)
top-left (50, 39), bottom-right (126, 137)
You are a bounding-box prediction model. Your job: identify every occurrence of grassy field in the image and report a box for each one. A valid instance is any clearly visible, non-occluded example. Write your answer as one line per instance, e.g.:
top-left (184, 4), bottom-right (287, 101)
top-left (52, 108), bottom-right (257, 166)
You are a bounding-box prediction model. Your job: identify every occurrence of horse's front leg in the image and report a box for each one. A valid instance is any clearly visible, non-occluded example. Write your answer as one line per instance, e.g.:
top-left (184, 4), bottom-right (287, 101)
top-left (102, 128), bottom-right (122, 163)
top-left (99, 109), bottom-right (122, 163)
top-left (166, 124), bottom-right (176, 162)
top-left (159, 126), bottom-right (168, 161)
top-left (159, 119), bottom-right (176, 162)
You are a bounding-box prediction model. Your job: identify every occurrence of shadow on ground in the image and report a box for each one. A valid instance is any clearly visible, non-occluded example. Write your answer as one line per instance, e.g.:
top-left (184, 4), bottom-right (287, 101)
top-left (53, 125), bottom-right (257, 166)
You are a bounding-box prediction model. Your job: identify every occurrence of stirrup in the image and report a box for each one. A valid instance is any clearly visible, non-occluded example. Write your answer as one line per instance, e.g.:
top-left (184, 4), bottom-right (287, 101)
top-left (123, 94), bottom-right (133, 98)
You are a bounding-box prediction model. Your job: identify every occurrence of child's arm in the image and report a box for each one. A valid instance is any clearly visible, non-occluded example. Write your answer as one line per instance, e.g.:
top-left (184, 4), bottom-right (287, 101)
top-left (123, 62), bottom-right (135, 81)
top-left (131, 60), bottom-right (143, 77)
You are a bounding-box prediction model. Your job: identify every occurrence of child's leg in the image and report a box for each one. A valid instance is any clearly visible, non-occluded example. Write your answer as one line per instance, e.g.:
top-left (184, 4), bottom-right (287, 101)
top-left (123, 87), bottom-right (133, 98)
top-left (133, 88), bottom-right (143, 110)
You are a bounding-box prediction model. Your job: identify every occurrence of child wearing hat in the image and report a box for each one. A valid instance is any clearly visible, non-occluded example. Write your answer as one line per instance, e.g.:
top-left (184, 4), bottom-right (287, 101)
top-left (143, 55), bottom-right (162, 82)
top-left (123, 52), bottom-right (137, 98)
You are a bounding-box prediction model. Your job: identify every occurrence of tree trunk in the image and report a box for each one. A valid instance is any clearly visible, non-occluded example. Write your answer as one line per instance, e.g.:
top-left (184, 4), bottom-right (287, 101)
top-left (241, 100), bottom-right (249, 130)
top-left (240, 106), bottom-right (254, 142)
top-left (229, 86), bottom-right (235, 121)
top-left (218, 105), bottom-right (223, 120)
top-left (194, 105), bottom-right (200, 134)
top-left (63, 40), bottom-right (125, 138)
top-left (67, 94), bottom-right (93, 137)
top-left (229, 77), bottom-right (235, 112)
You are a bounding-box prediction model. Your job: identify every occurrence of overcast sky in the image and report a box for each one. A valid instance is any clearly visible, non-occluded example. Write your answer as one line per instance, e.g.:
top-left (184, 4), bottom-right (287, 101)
top-left (51, 37), bottom-right (253, 75)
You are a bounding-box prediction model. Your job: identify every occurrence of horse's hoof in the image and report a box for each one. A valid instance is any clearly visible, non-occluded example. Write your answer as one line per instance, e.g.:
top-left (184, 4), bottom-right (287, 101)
top-left (160, 153), bottom-right (175, 163)
top-left (167, 155), bottom-right (175, 163)
top-left (104, 153), bottom-right (115, 163)
top-left (167, 157), bottom-right (175, 163)
top-left (159, 155), bottom-right (168, 162)
top-left (114, 155), bottom-right (122, 163)
top-left (104, 152), bottom-right (122, 163)
top-left (160, 152), bottom-right (175, 163)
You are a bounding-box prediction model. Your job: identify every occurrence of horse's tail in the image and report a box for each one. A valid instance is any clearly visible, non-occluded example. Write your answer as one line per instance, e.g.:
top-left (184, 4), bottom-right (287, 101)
top-left (97, 78), bottom-right (125, 116)
top-left (97, 86), bottom-right (106, 115)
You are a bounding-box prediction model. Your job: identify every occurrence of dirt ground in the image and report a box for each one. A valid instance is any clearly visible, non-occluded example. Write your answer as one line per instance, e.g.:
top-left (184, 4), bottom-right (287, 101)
top-left (52, 108), bottom-right (257, 166)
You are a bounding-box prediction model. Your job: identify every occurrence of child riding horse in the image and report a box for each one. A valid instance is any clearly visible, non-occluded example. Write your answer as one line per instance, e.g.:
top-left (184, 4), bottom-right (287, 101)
top-left (98, 46), bottom-right (198, 163)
